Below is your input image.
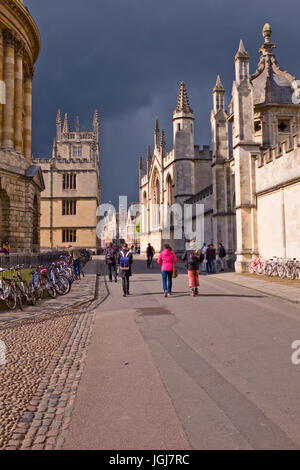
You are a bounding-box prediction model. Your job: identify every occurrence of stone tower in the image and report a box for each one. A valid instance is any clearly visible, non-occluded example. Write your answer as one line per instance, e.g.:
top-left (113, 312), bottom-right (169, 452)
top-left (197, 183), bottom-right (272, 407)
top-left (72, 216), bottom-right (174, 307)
top-left (210, 76), bottom-right (235, 256)
top-left (173, 82), bottom-right (195, 201)
top-left (231, 40), bottom-right (260, 272)
top-left (34, 111), bottom-right (101, 251)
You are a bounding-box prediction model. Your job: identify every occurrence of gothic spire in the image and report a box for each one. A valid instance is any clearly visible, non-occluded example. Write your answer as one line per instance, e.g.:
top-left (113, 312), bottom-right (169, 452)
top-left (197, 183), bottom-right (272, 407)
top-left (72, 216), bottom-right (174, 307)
top-left (154, 116), bottom-right (160, 148)
top-left (160, 129), bottom-right (166, 157)
top-left (93, 109), bottom-right (99, 128)
top-left (213, 75), bottom-right (225, 92)
top-left (235, 39), bottom-right (249, 60)
top-left (56, 109), bottom-right (62, 125)
top-left (175, 81), bottom-right (193, 113)
top-left (63, 113), bottom-right (69, 133)
top-left (75, 115), bottom-right (80, 132)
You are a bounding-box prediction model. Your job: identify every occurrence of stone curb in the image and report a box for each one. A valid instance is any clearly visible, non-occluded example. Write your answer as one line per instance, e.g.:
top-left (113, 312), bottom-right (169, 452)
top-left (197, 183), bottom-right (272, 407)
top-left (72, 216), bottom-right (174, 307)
top-left (211, 274), bottom-right (300, 306)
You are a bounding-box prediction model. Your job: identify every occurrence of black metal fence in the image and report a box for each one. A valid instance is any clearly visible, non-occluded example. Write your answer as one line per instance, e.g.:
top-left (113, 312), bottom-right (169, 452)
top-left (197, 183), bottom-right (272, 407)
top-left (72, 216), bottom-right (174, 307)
top-left (0, 251), bottom-right (67, 269)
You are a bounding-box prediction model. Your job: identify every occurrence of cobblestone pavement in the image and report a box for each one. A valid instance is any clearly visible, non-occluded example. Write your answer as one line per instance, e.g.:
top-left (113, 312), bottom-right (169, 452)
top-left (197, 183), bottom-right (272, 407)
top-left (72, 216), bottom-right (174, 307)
top-left (0, 274), bottom-right (107, 450)
top-left (0, 274), bottom-right (97, 324)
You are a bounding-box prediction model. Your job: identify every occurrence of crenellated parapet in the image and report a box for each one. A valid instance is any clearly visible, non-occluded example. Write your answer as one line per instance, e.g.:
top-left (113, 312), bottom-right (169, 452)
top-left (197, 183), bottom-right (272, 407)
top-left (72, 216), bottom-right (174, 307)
top-left (257, 131), bottom-right (300, 167)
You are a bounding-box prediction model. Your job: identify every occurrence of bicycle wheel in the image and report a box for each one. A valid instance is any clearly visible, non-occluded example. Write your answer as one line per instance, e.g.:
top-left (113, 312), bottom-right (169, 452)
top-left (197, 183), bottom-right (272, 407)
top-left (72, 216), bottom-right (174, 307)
top-left (17, 294), bottom-right (23, 311)
top-left (265, 264), bottom-right (273, 276)
top-left (55, 276), bottom-right (71, 295)
top-left (249, 262), bottom-right (255, 274)
top-left (256, 263), bottom-right (264, 275)
top-left (4, 290), bottom-right (17, 310)
top-left (28, 281), bottom-right (37, 305)
top-left (278, 265), bottom-right (286, 278)
top-left (47, 283), bottom-right (57, 298)
top-left (292, 267), bottom-right (300, 280)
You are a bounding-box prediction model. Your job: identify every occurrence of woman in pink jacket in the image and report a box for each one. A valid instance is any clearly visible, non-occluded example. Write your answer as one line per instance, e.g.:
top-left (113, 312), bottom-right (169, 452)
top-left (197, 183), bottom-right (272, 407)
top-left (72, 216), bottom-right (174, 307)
top-left (157, 244), bottom-right (177, 297)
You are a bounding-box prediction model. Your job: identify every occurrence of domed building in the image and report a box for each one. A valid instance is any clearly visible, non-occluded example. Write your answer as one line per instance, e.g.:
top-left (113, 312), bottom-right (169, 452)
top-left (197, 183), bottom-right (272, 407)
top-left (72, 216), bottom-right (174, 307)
top-left (0, 0), bottom-right (44, 252)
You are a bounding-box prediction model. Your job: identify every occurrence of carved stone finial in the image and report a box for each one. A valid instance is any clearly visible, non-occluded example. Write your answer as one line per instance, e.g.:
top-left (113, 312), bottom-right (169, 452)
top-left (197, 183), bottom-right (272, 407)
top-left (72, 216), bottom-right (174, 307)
top-left (262, 23), bottom-right (272, 43)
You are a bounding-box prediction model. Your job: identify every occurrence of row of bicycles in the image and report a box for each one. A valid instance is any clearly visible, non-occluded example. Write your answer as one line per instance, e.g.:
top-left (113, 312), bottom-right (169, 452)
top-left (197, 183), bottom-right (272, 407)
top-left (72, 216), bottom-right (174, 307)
top-left (0, 255), bottom-right (77, 311)
top-left (249, 256), bottom-right (300, 279)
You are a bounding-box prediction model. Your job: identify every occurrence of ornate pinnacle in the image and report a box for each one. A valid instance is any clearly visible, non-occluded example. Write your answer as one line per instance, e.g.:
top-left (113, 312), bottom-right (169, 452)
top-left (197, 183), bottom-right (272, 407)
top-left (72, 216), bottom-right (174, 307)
top-left (260, 23), bottom-right (276, 55)
top-left (147, 145), bottom-right (151, 161)
top-left (160, 129), bottom-right (166, 156)
top-left (63, 113), bottom-right (69, 133)
top-left (235, 39), bottom-right (249, 60)
top-left (175, 81), bottom-right (193, 113)
top-left (56, 109), bottom-right (62, 124)
top-left (213, 75), bottom-right (225, 92)
top-left (263, 23), bottom-right (272, 43)
top-left (139, 155), bottom-right (143, 170)
top-left (76, 116), bottom-right (80, 132)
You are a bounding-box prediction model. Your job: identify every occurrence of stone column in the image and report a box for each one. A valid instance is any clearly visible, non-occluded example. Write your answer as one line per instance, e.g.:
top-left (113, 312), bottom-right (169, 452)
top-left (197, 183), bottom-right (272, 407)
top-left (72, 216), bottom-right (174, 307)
top-left (0, 30), bottom-right (4, 145)
top-left (14, 40), bottom-right (25, 153)
top-left (2, 30), bottom-right (15, 149)
top-left (23, 63), bottom-right (33, 161)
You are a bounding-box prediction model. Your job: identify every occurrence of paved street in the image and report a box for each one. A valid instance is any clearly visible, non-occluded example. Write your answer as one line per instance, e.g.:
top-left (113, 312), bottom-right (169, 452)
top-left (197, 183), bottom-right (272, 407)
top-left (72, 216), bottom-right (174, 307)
top-left (62, 257), bottom-right (300, 450)
top-left (2, 257), bottom-right (300, 450)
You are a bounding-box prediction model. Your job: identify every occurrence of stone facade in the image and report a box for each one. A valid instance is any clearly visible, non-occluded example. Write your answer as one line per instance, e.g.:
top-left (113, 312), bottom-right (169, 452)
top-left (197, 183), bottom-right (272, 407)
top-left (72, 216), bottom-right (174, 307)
top-left (0, 0), bottom-right (44, 252)
top-left (139, 24), bottom-right (300, 271)
top-left (33, 111), bottom-right (101, 251)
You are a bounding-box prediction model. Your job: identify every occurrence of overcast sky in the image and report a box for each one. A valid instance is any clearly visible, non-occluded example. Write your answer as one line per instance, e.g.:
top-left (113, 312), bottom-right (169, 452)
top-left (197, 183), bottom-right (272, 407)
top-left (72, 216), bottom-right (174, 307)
top-left (26, 0), bottom-right (300, 206)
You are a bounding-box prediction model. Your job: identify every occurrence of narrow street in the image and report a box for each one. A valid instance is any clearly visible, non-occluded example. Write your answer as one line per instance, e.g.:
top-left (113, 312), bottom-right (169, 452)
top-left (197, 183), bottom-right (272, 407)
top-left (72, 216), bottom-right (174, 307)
top-left (63, 257), bottom-right (300, 450)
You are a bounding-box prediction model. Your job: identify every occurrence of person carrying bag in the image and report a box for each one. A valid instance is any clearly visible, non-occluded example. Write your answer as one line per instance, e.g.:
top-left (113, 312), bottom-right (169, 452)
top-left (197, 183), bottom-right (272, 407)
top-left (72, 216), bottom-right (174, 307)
top-left (158, 244), bottom-right (178, 297)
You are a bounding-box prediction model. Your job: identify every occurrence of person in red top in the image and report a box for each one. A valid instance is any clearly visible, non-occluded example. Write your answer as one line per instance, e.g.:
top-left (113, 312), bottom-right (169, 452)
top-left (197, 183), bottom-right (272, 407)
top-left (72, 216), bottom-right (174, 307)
top-left (157, 244), bottom-right (177, 297)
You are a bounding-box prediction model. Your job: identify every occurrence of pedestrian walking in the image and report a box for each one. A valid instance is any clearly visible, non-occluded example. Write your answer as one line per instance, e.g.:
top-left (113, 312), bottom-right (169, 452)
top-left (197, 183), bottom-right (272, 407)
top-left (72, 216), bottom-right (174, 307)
top-left (146, 243), bottom-right (155, 268)
top-left (218, 243), bottom-right (227, 271)
top-left (157, 244), bottom-right (177, 297)
top-left (201, 243), bottom-right (207, 273)
top-left (67, 245), bottom-right (81, 280)
top-left (118, 243), bottom-right (133, 297)
top-left (105, 243), bottom-right (118, 282)
top-left (182, 240), bottom-right (203, 296)
top-left (206, 244), bottom-right (216, 274)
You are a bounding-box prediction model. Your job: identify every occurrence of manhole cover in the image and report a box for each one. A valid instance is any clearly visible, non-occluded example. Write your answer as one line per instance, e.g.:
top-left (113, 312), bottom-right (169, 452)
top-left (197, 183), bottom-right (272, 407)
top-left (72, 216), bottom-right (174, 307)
top-left (137, 307), bottom-right (173, 316)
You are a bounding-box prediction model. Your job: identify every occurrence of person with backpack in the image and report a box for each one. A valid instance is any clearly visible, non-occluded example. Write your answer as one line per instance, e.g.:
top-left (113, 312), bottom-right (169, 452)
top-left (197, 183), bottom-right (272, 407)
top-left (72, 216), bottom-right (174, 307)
top-left (118, 243), bottom-right (133, 297)
top-left (157, 244), bottom-right (177, 297)
top-left (182, 239), bottom-right (204, 296)
top-left (146, 243), bottom-right (155, 268)
top-left (218, 243), bottom-right (226, 271)
top-left (105, 243), bottom-right (118, 282)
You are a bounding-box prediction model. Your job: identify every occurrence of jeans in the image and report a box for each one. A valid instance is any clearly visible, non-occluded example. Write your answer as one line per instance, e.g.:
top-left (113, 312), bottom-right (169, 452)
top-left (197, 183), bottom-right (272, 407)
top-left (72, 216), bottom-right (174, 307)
top-left (73, 258), bottom-right (81, 277)
top-left (162, 270), bottom-right (173, 293)
top-left (122, 274), bottom-right (130, 294)
top-left (108, 263), bottom-right (117, 281)
top-left (206, 260), bottom-right (216, 274)
top-left (147, 256), bottom-right (153, 268)
top-left (220, 258), bottom-right (225, 270)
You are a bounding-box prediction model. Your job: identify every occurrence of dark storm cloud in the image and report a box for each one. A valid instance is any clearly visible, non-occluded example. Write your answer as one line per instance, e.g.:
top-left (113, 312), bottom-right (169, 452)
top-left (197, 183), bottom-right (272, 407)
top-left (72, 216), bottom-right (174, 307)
top-left (26, 0), bottom-right (300, 205)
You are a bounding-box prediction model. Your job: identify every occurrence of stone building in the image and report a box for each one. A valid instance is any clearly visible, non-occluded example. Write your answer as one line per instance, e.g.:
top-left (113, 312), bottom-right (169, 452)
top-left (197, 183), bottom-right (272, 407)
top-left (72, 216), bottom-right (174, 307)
top-left (0, 0), bottom-right (44, 252)
top-left (139, 82), bottom-right (212, 254)
top-left (33, 111), bottom-right (101, 251)
top-left (139, 24), bottom-right (300, 272)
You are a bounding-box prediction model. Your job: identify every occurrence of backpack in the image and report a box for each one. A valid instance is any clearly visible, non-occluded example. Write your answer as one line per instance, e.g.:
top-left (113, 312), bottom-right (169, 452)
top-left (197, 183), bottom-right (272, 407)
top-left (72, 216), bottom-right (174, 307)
top-left (120, 251), bottom-right (130, 270)
top-left (188, 251), bottom-right (200, 268)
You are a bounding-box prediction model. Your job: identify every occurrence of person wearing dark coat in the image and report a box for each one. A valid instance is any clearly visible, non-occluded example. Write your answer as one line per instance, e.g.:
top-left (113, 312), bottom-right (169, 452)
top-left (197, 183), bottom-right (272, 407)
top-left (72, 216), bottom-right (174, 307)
top-left (206, 244), bottom-right (216, 274)
top-left (118, 243), bottom-right (133, 297)
top-left (105, 243), bottom-right (118, 282)
top-left (218, 243), bottom-right (227, 271)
